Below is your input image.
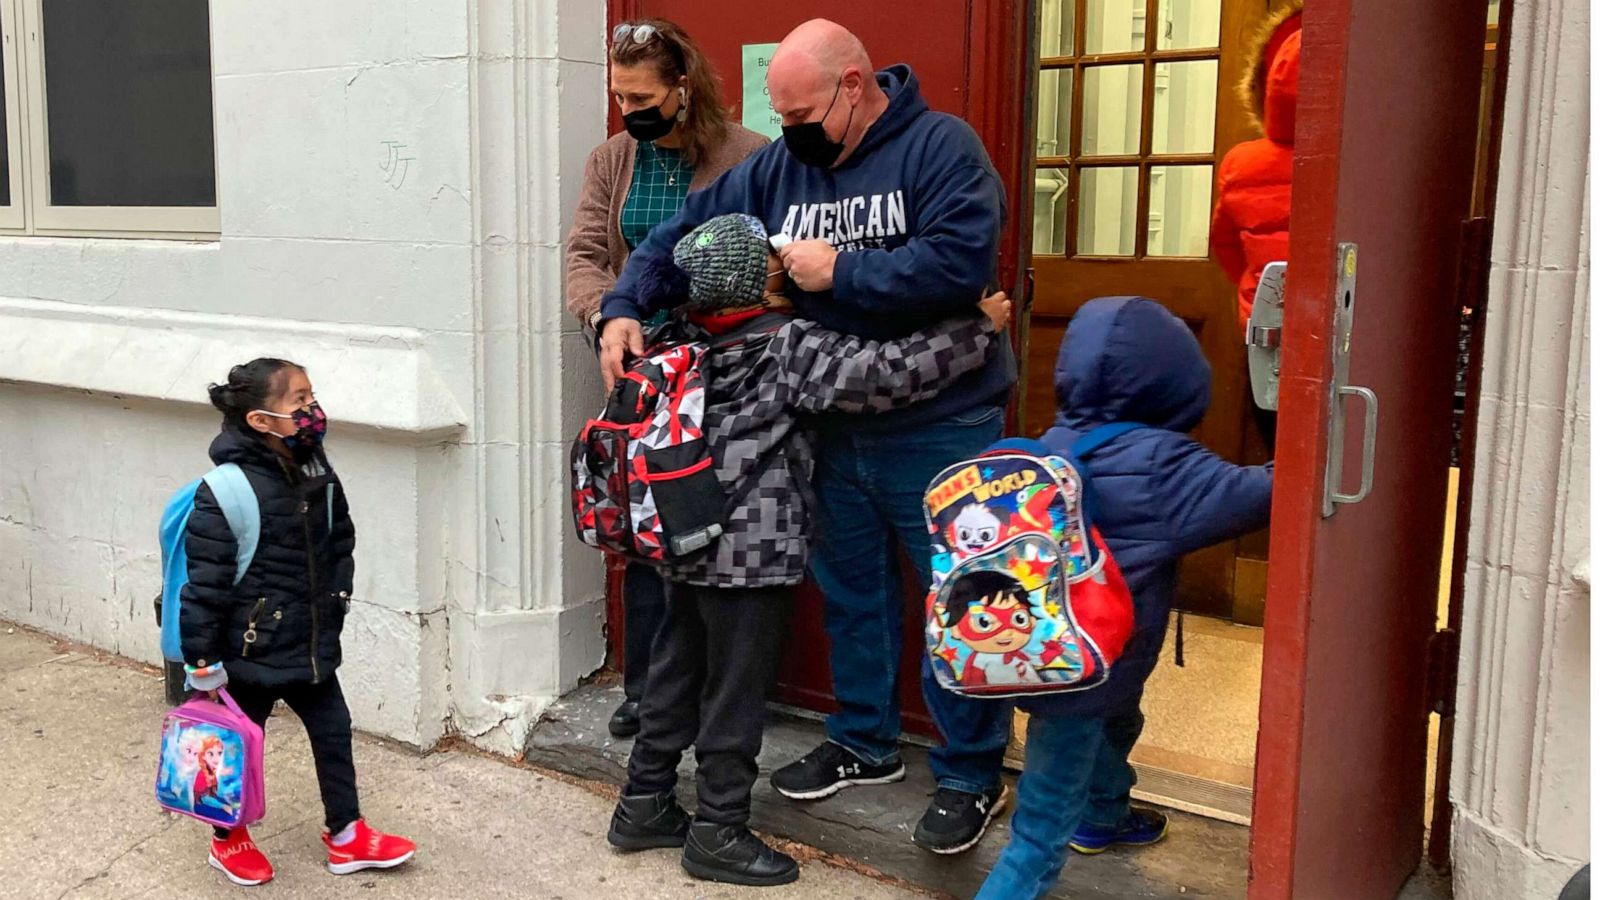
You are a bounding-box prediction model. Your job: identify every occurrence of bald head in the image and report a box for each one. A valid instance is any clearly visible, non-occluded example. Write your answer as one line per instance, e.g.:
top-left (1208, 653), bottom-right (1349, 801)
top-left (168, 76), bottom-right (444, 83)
top-left (767, 19), bottom-right (886, 167)
top-left (770, 19), bottom-right (872, 84)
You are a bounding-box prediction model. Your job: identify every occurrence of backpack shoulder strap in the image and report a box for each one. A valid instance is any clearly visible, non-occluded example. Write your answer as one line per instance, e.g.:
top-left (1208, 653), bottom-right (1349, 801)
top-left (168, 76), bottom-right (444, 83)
top-left (1071, 422), bottom-right (1145, 458)
top-left (201, 463), bottom-right (260, 586)
top-left (1064, 422), bottom-right (1143, 538)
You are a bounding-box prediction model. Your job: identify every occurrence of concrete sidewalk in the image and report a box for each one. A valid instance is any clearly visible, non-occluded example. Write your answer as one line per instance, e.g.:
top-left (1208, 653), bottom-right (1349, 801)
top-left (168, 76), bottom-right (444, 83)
top-left (0, 624), bottom-right (918, 900)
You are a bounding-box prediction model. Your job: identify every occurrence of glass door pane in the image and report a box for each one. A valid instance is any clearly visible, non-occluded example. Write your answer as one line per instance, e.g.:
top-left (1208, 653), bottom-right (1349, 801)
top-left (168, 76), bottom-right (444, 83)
top-left (1033, 167), bottom-right (1071, 255)
top-left (1147, 164), bottom-right (1214, 257)
top-left (1039, 0), bottom-right (1076, 57)
top-left (1036, 68), bottom-right (1073, 158)
top-left (1082, 65), bottom-right (1144, 156)
top-left (1152, 60), bottom-right (1218, 153)
top-left (1085, 0), bottom-right (1148, 54)
top-left (1157, 0), bottom-right (1224, 50)
top-left (1079, 166), bottom-right (1138, 256)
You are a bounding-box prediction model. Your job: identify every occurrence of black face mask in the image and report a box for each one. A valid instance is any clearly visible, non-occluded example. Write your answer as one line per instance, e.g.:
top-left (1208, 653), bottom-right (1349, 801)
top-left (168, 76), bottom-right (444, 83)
top-left (782, 79), bottom-right (853, 169)
top-left (622, 94), bottom-right (679, 143)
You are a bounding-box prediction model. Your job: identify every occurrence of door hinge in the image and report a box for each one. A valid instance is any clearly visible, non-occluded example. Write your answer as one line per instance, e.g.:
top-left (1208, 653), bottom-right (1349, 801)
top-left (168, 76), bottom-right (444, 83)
top-left (1426, 628), bottom-right (1461, 716)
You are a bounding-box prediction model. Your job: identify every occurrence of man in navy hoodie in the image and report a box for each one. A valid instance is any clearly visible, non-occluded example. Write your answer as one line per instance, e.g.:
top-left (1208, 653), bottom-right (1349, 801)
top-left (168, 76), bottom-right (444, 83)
top-left (597, 19), bottom-right (1017, 852)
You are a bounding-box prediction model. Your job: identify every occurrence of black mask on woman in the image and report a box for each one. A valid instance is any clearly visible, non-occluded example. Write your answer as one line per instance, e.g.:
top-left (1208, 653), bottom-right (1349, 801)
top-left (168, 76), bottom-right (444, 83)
top-left (782, 78), bottom-right (853, 169)
top-left (623, 89), bottom-right (683, 143)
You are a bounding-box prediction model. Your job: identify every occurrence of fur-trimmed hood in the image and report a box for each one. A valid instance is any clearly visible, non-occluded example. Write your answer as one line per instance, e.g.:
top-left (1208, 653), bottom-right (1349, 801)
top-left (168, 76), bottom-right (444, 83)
top-left (1240, 1), bottom-right (1304, 136)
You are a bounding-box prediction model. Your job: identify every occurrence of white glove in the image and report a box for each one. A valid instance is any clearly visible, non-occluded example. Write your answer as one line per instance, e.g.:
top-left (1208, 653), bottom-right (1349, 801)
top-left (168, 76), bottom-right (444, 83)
top-left (185, 662), bottom-right (228, 692)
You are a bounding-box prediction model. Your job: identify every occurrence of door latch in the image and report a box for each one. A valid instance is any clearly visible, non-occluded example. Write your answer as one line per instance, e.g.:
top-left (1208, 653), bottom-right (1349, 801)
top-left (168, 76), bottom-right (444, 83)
top-left (1323, 243), bottom-right (1379, 517)
top-left (1246, 261), bottom-right (1287, 411)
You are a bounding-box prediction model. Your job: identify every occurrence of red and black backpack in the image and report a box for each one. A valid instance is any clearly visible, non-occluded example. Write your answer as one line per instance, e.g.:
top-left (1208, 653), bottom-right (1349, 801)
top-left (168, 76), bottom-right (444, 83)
top-left (571, 342), bottom-right (727, 562)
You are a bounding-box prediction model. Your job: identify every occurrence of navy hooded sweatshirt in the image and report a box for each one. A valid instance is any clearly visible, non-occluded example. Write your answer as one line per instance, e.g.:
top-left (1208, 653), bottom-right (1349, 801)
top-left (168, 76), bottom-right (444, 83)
top-left (599, 65), bottom-right (1015, 431)
top-left (1023, 297), bottom-right (1273, 719)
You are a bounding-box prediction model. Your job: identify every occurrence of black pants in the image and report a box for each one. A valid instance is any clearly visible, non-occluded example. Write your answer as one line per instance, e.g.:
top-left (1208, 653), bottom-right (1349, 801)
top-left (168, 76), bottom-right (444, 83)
top-left (625, 582), bottom-right (792, 825)
top-left (622, 562), bottom-right (668, 703)
top-left (213, 675), bottom-right (360, 837)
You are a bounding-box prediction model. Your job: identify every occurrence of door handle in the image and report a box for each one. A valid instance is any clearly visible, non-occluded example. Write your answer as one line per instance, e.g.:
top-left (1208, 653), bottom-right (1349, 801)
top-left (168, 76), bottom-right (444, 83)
top-left (1329, 384), bottom-right (1378, 506)
top-left (1322, 244), bottom-right (1379, 517)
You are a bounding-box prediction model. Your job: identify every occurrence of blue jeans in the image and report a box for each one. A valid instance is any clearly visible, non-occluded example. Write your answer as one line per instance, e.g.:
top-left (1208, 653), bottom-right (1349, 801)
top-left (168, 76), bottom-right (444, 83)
top-left (975, 709), bottom-right (1146, 900)
top-left (808, 407), bottom-right (1012, 794)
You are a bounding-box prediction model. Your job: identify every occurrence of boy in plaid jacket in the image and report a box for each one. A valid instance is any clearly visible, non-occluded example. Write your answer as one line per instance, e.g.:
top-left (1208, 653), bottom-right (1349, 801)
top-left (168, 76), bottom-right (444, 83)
top-left (607, 213), bottom-right (1008, 887)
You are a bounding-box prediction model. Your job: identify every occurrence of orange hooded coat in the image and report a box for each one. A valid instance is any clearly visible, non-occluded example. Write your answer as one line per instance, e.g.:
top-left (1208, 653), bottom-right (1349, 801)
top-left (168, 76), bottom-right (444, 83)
top-left (1211, 5), bottom-right (1303, 332)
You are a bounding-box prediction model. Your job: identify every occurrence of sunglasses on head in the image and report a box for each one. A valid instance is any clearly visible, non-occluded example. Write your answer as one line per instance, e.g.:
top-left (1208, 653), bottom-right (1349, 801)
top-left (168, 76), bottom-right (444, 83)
top-left (612, 22), bottom-right (659, 46)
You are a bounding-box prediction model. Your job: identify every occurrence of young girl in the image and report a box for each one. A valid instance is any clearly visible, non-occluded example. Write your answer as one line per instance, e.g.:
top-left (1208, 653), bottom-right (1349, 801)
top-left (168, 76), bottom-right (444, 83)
top-left (179, 358), bottom-right (414, 887)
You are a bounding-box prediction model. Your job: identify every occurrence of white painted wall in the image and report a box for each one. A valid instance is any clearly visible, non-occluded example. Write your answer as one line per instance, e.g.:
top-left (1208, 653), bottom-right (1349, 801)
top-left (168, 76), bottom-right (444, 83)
top-left (0, 0), bottom-right (607, 751)
top-left (1451, 0), bottom-right (1590, 896)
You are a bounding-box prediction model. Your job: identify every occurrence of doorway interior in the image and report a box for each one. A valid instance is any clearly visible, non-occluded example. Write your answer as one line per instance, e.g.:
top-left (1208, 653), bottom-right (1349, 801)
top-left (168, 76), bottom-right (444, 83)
top-left (1011, 0), bottom-right (1508, 835)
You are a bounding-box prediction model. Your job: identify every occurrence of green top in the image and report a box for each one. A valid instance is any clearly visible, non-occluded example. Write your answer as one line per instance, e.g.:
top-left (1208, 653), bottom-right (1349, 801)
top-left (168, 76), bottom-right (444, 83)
top-left (620, 141), bottom-right (694, 252)
top-left (621, 141), bottom-right (694, 327)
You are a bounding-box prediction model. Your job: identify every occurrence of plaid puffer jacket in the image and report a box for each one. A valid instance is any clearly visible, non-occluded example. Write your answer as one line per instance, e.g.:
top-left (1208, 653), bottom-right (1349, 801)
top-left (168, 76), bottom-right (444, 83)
top-left (660, 310), bottom-right (1000, 588)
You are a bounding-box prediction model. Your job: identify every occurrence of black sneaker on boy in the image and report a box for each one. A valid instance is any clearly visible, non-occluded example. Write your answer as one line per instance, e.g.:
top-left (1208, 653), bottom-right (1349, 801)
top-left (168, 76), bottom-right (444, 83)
top-left (912, 783), bottom-right (1009, 855)
top-left (770, 741), bottom-right (907, 800)
top-left (607, 792), bottom-right (690, 851)
top-left (681, 821), bottom-right (799, 887)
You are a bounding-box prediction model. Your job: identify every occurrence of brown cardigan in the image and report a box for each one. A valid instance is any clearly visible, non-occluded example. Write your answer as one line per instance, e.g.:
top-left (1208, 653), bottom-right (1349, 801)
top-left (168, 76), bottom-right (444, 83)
top-left (565, 125), bottom-right (770, 323)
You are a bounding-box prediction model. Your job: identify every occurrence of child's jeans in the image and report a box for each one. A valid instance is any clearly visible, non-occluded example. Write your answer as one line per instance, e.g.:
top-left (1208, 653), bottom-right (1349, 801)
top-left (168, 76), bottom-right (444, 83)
top-left (975, 708), bottom-right (1146, 900)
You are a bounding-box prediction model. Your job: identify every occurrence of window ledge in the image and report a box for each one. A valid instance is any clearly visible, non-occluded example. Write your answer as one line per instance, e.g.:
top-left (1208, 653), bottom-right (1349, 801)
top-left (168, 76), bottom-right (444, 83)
top-left (0, 298), bottom-right (468, 440)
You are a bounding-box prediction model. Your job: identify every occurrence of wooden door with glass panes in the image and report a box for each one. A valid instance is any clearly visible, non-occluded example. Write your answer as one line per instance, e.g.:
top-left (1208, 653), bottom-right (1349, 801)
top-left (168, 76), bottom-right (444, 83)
top-left (1026, 0), bottom-right (1273, 620)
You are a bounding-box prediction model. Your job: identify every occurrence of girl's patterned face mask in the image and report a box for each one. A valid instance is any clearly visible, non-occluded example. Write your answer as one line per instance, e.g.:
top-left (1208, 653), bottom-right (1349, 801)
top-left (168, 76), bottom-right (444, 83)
top-left (257, 401), bottom-right (328, 448)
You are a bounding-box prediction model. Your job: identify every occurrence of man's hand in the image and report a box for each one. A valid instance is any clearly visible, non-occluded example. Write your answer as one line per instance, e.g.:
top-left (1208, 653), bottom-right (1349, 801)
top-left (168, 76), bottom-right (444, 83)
top-left (778, 240), bottom-right (839, 292)
top-left (978, 290), bottom-right (1013, 331)
top-left (599, 317), bottom-right (645, 391)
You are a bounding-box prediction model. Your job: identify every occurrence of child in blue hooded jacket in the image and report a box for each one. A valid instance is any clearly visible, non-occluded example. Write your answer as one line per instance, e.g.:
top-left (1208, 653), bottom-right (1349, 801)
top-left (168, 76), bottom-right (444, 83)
top-left (972, 297), bottom-right (1273, 900)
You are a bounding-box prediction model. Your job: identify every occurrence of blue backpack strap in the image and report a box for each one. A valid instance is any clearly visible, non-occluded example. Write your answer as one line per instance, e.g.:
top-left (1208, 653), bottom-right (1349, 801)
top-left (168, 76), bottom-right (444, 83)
top-left (201, 463), bottom-right (260, 586)
top-left (158, 479), bottom-right (203, 662)
top-left (1070, 422), bottom-right (1145, 458)
top-left (1064, 423), bottom-right (1144, 536)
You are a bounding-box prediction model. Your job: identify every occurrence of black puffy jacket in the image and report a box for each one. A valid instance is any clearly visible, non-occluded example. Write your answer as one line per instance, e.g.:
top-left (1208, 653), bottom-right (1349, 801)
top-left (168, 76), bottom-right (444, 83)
top-left (179, 425), bottom-right (355, 686)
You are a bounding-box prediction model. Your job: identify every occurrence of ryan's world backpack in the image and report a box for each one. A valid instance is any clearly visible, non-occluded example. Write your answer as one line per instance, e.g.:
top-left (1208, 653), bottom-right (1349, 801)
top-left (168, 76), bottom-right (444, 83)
top-left (158, 464), bottom-right (260, 664)
top-left (571, 342), bottom-right (727, 562)
top-left (923, 430), bottom-right (1137, 698)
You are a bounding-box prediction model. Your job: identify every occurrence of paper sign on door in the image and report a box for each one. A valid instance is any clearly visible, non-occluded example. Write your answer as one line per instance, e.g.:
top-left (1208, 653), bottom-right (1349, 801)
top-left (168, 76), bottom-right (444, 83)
top-left (741, 43), bottom-right (782, 140)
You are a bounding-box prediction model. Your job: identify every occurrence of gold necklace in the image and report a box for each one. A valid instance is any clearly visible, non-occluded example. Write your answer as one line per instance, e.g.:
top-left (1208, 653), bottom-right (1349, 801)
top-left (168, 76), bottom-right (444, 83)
top-left (655, 149), bottom-right (684, 186)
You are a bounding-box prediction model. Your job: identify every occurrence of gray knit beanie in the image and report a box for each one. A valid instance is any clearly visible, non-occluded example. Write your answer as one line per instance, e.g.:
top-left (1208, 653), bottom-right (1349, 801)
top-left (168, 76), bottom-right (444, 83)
top-left (673, 214), bottom-right (771, 311)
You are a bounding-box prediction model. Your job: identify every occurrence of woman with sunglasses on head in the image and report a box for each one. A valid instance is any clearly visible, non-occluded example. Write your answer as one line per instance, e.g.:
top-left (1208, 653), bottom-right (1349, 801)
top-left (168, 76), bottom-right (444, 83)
top-left (565, 19), bottom-right (768, 741)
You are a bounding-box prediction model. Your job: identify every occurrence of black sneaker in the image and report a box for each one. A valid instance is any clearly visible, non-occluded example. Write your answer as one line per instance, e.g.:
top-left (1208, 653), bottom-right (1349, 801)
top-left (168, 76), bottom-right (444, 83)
top-left (912, 784), bottom-right (1009, 855)
top-left (607, 792), bottom-right (690, 851)
top-left (770, 741), bottom-right (906, 801)
top-left (681, 821), bottom-right (799, 887)
top-left (608, 700), bottom-right (641, 739)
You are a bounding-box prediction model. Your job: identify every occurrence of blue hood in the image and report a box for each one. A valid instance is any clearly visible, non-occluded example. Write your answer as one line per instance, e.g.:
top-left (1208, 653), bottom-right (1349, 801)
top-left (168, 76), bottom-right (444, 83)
top-left (1053, 297), bottom-right (1211, 433)
top-left (840, 65), bottom-right (926, 167)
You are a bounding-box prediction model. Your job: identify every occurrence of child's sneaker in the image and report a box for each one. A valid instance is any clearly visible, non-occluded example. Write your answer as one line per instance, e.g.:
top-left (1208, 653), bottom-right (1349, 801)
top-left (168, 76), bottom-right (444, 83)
top-left (209, 827), bottom-right (274, 886)
top-left (1069, 807), bottom-right (1169, 854)
top-left (322, 819), bottom-right (416, 875)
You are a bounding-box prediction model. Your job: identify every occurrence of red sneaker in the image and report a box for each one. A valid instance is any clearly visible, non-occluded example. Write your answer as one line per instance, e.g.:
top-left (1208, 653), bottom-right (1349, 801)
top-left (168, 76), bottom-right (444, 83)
top-left (323, 819), bottom-right (416, 875)
top-left (209, 827), bottom-right (274, 886)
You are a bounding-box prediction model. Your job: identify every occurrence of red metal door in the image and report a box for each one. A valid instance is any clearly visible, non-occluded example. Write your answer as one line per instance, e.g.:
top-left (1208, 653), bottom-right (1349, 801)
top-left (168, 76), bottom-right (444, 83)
top-left (604, 2), bottom-right (1031, 735)
top-left (1250, 0), bottom-right (1487, 897)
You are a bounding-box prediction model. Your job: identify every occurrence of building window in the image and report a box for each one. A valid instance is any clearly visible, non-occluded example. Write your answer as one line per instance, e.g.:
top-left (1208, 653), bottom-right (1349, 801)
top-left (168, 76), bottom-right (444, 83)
top-left (0, 0), bottom-right (218, 237)
top-left (1032, 0), bottom-right (1222, 258)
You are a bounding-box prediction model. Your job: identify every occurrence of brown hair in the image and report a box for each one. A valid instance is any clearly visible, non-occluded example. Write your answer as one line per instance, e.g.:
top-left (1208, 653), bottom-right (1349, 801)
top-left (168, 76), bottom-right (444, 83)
top-left (609, 19), bottom-right (731, 167)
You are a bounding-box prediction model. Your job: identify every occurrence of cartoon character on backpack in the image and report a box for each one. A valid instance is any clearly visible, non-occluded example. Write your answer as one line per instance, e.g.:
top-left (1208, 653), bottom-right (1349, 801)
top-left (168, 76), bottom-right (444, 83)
top-left (940, 570), bottom-right (1067, 686)
top-left (923, 436), bottom-right (1137, 697)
